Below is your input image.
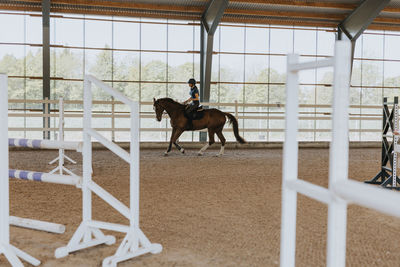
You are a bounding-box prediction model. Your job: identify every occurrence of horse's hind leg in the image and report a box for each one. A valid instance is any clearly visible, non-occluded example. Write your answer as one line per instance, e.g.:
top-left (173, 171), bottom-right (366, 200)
top-left (198, 128), bottom-right (215, 156)
top-left (215, 127), bottom-right (226, 156)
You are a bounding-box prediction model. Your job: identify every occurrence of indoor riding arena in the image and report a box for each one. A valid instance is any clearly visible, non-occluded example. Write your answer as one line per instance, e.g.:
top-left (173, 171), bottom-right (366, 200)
top-left (2, 1), bottom-right (400, 267)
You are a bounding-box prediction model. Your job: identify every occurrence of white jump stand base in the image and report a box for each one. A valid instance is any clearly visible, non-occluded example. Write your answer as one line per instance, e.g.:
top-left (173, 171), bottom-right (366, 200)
top-left (49, 165), bottom-right (77, 176)
top-left (55, 222), bottom-right (162, 267)
top-left (0, 243), bottom-right (40, 267)
top-left (102, 232), bottom-right (162, 267)
top-left (55, 223), bottom-right (115, 259)
top-left (49, 154), bottom-right (76, 165)
top-left (49, 154), bottom-right (77, 176)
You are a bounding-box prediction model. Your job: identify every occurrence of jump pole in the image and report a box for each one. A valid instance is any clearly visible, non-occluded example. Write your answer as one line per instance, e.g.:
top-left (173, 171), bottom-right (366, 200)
top-left (9, 169), bottom-right (80, 186)
top-left (9, 138), bottom-right (82, 151)
top-left (10, 216), bottom-right (65, 234)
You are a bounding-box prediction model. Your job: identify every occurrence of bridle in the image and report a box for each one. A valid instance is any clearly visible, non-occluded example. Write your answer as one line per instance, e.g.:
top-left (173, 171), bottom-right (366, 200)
top-left (154, 101), bottom-right (168, 115)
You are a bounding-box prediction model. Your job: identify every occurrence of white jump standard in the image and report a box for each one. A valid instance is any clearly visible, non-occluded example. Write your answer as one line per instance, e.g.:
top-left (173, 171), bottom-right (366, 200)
top-left (55, 75), bottom-right (162, 267)
top-left (1, 74), bottom-right (161, 266)
top-left (280, 40), bottom-right (400, 267)
top-left (365, 96), bottom-right (400, 189)
top-left (48, 97), bottom-right (78, 176)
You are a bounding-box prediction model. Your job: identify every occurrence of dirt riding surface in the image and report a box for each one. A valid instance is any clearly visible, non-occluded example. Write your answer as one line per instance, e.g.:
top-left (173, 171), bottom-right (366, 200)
top-left (4, 147), bottom-right (400, 266)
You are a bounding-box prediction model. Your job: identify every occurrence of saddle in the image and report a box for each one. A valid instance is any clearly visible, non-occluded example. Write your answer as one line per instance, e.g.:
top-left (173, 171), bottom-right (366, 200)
top-left (185, 105), bottom-right (205, 121)
top-left (190, 106), bottom-right (205, 120)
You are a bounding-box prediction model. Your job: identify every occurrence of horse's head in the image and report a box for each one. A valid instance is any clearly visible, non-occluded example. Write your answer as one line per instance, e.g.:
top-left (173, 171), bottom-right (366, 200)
top-left (153, 98), bottom-right (164, 122)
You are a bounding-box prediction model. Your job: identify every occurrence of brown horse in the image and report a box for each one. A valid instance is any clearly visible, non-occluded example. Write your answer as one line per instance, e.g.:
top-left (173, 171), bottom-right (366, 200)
top-left (153, 97), bottom-right (246, 156)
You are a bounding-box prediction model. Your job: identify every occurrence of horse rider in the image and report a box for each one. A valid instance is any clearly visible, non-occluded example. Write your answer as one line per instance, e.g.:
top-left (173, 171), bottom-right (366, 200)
top-left (183, 78), bottom-right (200, 120)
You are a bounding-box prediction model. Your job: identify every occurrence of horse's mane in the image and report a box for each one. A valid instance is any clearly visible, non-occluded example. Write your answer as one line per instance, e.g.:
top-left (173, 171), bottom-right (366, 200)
top-left (157, 97), bottom-right (185, 107)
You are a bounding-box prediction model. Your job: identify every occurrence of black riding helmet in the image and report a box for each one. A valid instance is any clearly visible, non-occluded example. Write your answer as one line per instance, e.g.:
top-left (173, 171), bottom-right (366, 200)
top-left (188, 78), bottom-right (196, 85)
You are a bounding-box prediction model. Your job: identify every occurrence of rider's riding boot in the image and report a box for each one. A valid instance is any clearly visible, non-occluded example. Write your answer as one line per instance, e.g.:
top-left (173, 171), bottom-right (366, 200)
top-left (188, 118), bottom-right (193, 130)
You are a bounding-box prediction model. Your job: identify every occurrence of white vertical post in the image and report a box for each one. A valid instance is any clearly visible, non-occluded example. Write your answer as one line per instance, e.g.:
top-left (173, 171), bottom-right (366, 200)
top-left (83, 79), bottom-right (93, 228)
top-left (0, 74), bottom-right (9, 245)
top-left (111, 99), bottom-right (115, 142)
top-left (130, 101), bottom-right (140, 250)
top-left (234, 100), bottom-right (238, 118)
top-left (59, 97), bottom-right (64, 175)
top-left (326, 41), bottom-right (352, 267)
top-left (280, 54), bottom-right (299, 267)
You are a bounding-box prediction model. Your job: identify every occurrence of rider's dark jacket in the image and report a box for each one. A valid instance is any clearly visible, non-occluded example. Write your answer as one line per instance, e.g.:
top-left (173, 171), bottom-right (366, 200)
top-left (190, 86), bottom-right (200, 105)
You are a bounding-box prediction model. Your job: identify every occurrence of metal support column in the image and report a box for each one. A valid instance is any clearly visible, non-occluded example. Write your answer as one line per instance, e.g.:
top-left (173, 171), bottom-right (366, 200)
top-left (199, 0), bottom-right (228, 141)
top-left (337, 0), bottom-right (390, 69)
top-left (42, 0), bottom-right (51, 139)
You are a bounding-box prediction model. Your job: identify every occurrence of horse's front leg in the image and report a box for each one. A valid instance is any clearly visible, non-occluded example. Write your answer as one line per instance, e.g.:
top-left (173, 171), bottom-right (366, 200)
top-left (174, 141), bottom-right (185, 154)
top-left (164, 128), bottom-right (176, 156)
top-left (165, 128), bottom-right (184, 156)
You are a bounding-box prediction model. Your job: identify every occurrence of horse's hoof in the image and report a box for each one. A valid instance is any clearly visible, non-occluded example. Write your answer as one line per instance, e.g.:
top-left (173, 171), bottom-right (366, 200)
top-left (181, 149), bottom-right (185, 154)
top-left (197, 152), bottom-right (203, 156)
top-left (164, 152), bottom-right (169, 156)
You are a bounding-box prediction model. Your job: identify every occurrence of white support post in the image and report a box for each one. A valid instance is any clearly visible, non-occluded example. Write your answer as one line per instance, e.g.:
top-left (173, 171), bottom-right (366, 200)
top-left (0, 74), bottom-right (40, 266)
top-left (0, 73), bottom-right (10, 263)
top-left (111, 99), bottom-right (115, 142)
top-left (280, 54), bottom-right (300, 267)
top-left (326, 40), bottom-right (352, 267)
top-left (83, 80), bottom-right (92, 225)
top-left (82, 78), bottom-right (95, 241)
top-left (131, 101), bottom-right (140, 251)
top-left (58, 97), bottom-right (64, 175)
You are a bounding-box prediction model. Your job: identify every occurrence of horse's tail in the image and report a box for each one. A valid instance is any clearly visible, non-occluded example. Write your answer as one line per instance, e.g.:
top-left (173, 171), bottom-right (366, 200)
top-left (224, 112), bottom-right (246, 144)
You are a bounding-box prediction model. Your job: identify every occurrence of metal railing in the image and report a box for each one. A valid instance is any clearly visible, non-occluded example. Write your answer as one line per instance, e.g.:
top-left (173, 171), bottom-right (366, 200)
top-left (7, 98), bottom-right (385, 141)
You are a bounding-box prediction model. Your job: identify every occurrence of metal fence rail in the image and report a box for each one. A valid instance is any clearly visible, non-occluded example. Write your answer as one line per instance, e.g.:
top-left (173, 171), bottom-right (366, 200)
top-left (7, 98), bottom-right (385, 140)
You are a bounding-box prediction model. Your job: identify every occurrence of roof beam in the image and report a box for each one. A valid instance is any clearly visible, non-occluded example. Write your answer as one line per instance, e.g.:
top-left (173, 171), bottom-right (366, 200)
top-left (13, 0), bottom-right (204, 13)
top-left (202, 0), bottom-right (229, 35)
top-left (3, 0), bottom-right (400, 32)
top-left (230, 0), bottom-right (400, 13)
top-left (338, 0), bottom-right (390, 41)
top-left (224, 8), bottom-right (345, 21)
top-left (229, 0), bottom-right (357, 10)
top-left (337, 0), bottom-right (390, 73)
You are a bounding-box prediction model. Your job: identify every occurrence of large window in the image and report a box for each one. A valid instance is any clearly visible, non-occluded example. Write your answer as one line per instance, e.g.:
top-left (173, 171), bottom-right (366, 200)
top-left (0, 11), bottom-right (397, 142)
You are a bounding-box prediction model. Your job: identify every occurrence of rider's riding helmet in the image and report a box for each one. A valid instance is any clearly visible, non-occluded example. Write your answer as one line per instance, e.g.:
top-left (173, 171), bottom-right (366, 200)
top-left (188, 78), bottom-right (196, 85)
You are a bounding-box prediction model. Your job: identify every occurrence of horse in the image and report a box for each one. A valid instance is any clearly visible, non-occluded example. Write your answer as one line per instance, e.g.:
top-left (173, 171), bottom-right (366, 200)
top-left (153, 97), bottom-right (246, 156)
